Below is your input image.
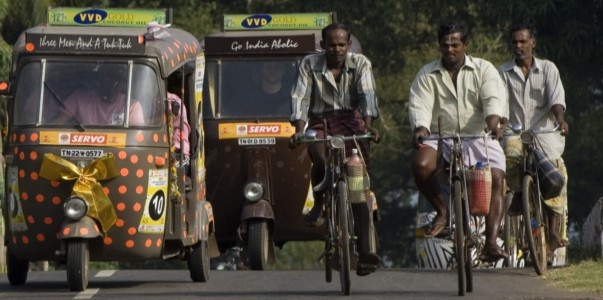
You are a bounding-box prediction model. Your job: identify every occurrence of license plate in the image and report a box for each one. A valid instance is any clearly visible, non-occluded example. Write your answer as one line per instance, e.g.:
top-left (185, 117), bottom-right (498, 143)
top-left (238, 138), bottom-right (276, 145)
top-left (60, 149), bottom-right (104, 158)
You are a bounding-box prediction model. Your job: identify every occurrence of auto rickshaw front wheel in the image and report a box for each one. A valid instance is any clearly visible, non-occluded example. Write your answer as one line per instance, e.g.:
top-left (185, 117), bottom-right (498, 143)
top-left (187, 240), bottom-right (210, 282)
top-left (7, 246), bottom-right (29, 285)
top-left (66, 238), bottom-right (89, 291)
top-left (247, 219), bottom-right (270, 270)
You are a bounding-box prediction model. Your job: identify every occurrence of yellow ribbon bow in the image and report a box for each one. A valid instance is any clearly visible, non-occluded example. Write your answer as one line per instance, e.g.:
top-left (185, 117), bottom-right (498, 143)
top-left (39, 153), bottom-right (119, 234)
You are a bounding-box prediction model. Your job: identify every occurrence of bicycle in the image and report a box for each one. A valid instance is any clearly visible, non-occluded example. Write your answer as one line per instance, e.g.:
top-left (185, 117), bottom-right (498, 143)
top-left (421, 132), bottom-right (495, 296)
top-left (503, 124), bottom-right (563, 275)
top-left (297, 129), bottom-right (374, 296)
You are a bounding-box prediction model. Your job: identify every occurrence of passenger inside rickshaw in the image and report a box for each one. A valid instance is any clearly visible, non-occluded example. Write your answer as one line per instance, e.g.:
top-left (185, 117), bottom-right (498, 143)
top-left (217, 60), bottom-right (296, 118)
top-left (13, 61), bottom-right (163, 127)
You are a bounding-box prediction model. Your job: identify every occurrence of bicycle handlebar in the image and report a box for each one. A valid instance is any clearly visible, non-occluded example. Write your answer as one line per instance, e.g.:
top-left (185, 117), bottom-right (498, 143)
top-left (296, 131), bottom-right (375, 144)
top-left (419, 131), bottom-right (492, 143)
top-left (503, 123), bottom-right (561, 136)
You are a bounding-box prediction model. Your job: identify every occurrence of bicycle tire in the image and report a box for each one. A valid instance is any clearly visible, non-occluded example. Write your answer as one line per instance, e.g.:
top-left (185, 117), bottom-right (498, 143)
top-left (324, 191), bottom-right (333, 283)
top-left (336, 180), bottom-right (351, 295)
top-left (453, 178), bottom-right (467, 296)
top-left (502, 191), bottom-right (516, 267)
top-left (522, 175), bottom-right (547, 275)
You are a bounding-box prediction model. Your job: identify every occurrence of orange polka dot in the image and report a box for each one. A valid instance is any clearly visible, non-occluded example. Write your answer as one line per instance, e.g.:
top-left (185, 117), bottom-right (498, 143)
top-left (104, 237), bottom-right (113, 245)
top-left (133, 202), bottom-right (142, 212)
top-left (116, 202), bottom-right (126, 211)
top-left (51, 181), bottom-right (60, 187)
top-left (136, 185), bottom-right (143, 194)
top-left (30, 172), bottom-right (39, 181)
top-left (19, 152), bottom-right (25, 160)
top-left (118, 151), bottom-right (127, 160)
top-left (115, 219), bottom-right (124, 227)
top-left (36, 234), bottom-right (45, 242)
top-left (103, 186), bottom-right (110, 195)
top-left (136, 133), bottom-right (145, 142)
top-left (125, 240), bottom-right (135, 248)
top-left (128, 227), bottom-right (137, 235)
top-left (163, 134), bottom-right (168, 143)
top-left (22, 236), bottom-right (30, 244)
top-left (11, 133), bottom-right (17, 142)
top-left (35, 194), bottom-right (44, 203)
top-left (153, 133), bottom-right (159, 142)
top-left (21, 192), bottom-right (28, 200)
top-left (130, 155), bottom-right (139, 164)
top-left (182, 231), bottom-right (187, 238)
top-left (19, 169), bottom-right (25, 178)
top-left (136, 169), bottom-right (144, 178)
top-left (27, 215), bottom-right (35, 224)
top-left (30, 151), bottom-right (38, 160)
top-left (52, 197), bottom-right (61, 205)
top-left (80, 228), bottom-right (89, 235)
top-left (63, 227), bottom-right (71, 235)
top-left (120, 168), bottom-right (129, 177)
top-left (118, 185), bottom-right (127, 194)
top-left (182, 214), bottom-right (186, 222)
top-left (44, 217), bottom-right (53, 225)
top-left (19, 133), bottom-right (26, 143)
top-left (30, 132), bottom-right (39, 142)
top-left (156, 239), bottom-right (162, 247)
top-left (147, 154), bottom-right (153, 164)
top-left (94, 224), bottom-right (100, 233)
top-left (164, 152), bottom-right (169, 159)
top-left (13, 146), bottom-right (18, 155)
top-left (145, 239), bottom-right (152, 247)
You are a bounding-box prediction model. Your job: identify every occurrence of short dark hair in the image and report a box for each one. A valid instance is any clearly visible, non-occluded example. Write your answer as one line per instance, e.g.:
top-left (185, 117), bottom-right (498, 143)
top-left (509, 23), bottom-right (537, 39)
top-left (437, 23), bottom-right (469, 43)
top-left (321, 23), bottom-right (351, 41)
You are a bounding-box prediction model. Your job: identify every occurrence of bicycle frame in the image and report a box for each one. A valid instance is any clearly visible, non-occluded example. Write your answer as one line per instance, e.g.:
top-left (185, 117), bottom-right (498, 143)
top-left (299, 130), bottom-right (373, 295)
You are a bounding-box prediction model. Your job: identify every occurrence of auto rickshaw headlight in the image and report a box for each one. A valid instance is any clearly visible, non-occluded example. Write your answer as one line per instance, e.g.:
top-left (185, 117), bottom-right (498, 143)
top-left (64, 196), bottom-right (88, 220)
top-left (243, 181), bottom-right (263, 202)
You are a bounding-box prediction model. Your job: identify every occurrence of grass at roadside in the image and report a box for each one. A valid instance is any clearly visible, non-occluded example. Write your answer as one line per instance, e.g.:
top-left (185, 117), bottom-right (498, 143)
top-left (545, 259), bottom-right (603, 295)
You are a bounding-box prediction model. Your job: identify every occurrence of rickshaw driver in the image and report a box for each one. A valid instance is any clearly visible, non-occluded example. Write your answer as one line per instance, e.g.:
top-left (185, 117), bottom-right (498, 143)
top-left (289, 23), bottom-right (380, 276)
top-left (53, 71), bottom-right (145, 126)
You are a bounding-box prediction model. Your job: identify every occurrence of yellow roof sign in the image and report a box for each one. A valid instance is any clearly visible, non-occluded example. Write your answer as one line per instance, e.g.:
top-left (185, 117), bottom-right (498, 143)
top-left (47, 7), bottom-right (169, 27)
top-left (223, 13), bottom-right (334, 31)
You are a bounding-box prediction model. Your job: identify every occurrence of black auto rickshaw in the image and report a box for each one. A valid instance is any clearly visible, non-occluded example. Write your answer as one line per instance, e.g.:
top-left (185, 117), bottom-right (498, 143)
top-left (1, 7), bottom-right (218, 291)
top-left (201, 13), bottom-right (367, 270)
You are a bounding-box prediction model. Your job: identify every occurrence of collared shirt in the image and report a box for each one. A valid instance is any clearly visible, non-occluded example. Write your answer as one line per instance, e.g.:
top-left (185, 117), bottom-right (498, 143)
top-left (409, 55), bottom-right (507, 136)
top-left (498, 57), bottom-right (566, 159)
top-left (290, 52), bottom-right (379, 123)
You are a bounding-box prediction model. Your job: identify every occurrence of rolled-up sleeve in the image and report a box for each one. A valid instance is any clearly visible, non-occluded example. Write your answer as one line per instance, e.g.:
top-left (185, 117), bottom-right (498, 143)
top-left (544, 62), bottom-right (565, 110)
top-left (408, 67), bottom-right (434, 132)
top-left (479, 63), bottom-right (507, 119)
top-left (356, 58), bottom-right (379, 118)
top-left (290, 56), bottom-right (313, 123)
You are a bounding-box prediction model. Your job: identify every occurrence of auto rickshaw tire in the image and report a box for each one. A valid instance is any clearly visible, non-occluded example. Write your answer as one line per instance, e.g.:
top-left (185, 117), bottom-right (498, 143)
top-left (188, 240), bottom-right (210, 282)
top-left (7, 247), bottom-right (29, 285)
top-left (66, 238), bottom-right (89, 292)
top-left (247, 219), bottom-right (269, 270)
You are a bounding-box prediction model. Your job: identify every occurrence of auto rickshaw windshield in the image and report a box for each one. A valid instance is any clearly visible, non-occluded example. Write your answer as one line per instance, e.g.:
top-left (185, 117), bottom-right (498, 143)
top-left (13, 61), bottom-right (162, 127)
top-left (203, 59), bottom-right (297, 119)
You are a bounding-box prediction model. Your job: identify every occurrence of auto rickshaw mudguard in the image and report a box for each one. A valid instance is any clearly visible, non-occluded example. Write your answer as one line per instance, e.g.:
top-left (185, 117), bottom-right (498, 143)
top-left (198, 200), bottom-right (220, 258)
top-left (240, 199), bottom-right (274, 221)
top-left (58, 216), bottom-right (103, 239)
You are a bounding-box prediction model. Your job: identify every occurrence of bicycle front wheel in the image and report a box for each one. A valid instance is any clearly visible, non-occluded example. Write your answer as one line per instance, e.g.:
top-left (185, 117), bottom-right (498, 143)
top-left (452, 178), bottom-right (467, 296)
top-left (522, 175), bottom-right (547, 275)
top-left (336, 180), bottom-right (351, 295)
top-left (503, 191), bottom-right (517, 267)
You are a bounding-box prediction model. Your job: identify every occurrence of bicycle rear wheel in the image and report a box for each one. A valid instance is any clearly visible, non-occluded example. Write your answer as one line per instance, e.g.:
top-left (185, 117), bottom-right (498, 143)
top-left (522, 175), bottom-right (547, 275)
top-left (336, 180), bottom-right (351, 295)
top-left (452, 179), bottom-right (467, 296)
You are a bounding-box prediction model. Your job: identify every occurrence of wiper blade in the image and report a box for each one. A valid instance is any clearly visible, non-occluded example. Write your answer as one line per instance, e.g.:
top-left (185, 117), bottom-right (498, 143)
top-left (44, 82), bottom-right (86, 131)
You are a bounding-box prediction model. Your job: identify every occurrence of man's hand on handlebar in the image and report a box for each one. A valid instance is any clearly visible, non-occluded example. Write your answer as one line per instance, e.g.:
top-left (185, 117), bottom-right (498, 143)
top-left (288, 132), bottom-right (304, 149)
top-left (412, 127), bottom-right (429, 149)
top-left (365, 126), bottom-right (380, 143)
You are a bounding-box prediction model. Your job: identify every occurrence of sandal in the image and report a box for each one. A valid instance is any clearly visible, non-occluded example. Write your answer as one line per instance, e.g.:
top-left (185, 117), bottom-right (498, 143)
top-left (303, 204), bottom-right (324, 227)
top-left (356, 253), bottom-right (379, 276)
top-left (425, 215), bottom-right (447, 237)
top-left (548, 237), bottom-right (569, 254)
top-left (479, 246), bottom-right (509, 262)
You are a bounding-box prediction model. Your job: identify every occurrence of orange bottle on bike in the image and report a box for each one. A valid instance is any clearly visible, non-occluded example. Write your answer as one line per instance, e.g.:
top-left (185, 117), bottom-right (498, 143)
top-left (346, 148), bottom-right (367, 203)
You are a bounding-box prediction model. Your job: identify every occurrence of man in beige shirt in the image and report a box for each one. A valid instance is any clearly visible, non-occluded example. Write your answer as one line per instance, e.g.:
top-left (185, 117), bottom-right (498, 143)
top-left (409, 23), bottom-right (508, 261)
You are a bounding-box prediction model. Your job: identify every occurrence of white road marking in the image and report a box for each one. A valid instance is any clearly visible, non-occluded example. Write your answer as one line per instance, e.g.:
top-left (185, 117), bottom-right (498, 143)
top-left (74, 288), bottom-right (99, 299)
top-left (95, 270), bottom-right (117, 277)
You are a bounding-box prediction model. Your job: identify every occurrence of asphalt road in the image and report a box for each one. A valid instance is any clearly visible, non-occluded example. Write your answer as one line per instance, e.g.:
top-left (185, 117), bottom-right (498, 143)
top-left (0, 268), bottom-right (600, 299)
